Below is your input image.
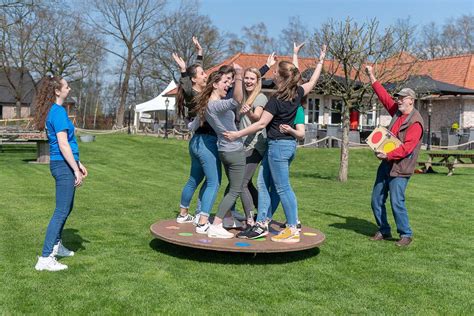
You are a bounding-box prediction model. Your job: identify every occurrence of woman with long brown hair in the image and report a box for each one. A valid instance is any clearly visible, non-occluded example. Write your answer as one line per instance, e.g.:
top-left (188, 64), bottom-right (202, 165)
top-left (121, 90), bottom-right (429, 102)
top-left (33, 75), bottom-right (88, 271)
top-left (224, 45), bottom-right (327, 243)
top-left (193, 65), bottom-right (245, 238)
top-left (172, 37), bottom-right (221, 235)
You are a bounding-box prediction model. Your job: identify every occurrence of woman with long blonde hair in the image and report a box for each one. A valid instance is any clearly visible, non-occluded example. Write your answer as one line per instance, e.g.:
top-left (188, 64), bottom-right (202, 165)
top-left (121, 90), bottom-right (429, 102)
top-left (224, 45), bottom-right (327, 243)
top-left (233, 67), bottom-right (267, 227)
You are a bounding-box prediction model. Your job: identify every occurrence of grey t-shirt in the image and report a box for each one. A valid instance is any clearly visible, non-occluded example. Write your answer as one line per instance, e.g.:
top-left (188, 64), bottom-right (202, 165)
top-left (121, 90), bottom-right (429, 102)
top-left (239, 93), bottom-right (268, 154)
top-left (205, 98), bottom-right (244, 152)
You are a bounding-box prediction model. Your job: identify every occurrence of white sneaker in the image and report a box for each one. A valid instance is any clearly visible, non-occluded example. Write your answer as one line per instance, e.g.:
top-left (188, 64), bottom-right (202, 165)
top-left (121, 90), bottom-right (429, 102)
top-left (193, 213), bottom-right (201, 226)
top-left (195, 222), bottom-right (210, 234)
top-left (35, 256), bottom-right (68, 271)
top-left (176, 213), bottom-right (194, 224)
top-left (207, 223), bottom-right (234, 239)
top-left (231, 210), bottom-right (246, 221)
top-left (223, 216), bottom-right (244, 229)
top-left (52, 241), bottom-right (74, 257)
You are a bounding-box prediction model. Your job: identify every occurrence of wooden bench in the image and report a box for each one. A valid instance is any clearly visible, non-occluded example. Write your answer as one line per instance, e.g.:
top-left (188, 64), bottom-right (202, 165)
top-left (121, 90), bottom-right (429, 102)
top-left (418, 161), bottom-right (474, 176)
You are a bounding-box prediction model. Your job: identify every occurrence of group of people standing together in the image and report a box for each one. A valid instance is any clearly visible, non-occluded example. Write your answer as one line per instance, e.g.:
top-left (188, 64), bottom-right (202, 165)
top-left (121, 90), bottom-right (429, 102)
top-left (32, 36), bottom-right (423, 271)
top-left (173, 37), bottom-right (423, 248)
top-left (173, 37), bottom-right (326, 242)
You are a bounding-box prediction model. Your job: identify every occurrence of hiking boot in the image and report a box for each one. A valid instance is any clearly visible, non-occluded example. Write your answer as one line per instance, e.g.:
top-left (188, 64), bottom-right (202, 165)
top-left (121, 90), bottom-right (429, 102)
top-left (176, 213), bottom-right (194, 224)
top-left (236, 223), bottom-right (268, 239)
top-left (370, 231), bottom-right (392, 241)
top-left (52, 241), bottom-right (74, 257)
top-left (271, 227), bottom-right (300, 243)
top-left (35, 256), bottom-right (68, 272)
top-left (395, 237), bottom-right (412, 247)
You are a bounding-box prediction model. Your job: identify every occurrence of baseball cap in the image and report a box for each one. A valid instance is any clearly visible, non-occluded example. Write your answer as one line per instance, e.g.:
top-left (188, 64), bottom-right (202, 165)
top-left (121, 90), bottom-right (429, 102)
top-left (394, 88), bottom-right (416, 99)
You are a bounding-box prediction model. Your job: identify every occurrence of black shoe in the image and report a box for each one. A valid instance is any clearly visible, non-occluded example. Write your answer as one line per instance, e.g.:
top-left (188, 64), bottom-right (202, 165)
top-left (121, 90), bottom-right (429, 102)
top-left (279, 221), bottom-right (302, 231)
top-left (236, 224), bottom-right (268, 239)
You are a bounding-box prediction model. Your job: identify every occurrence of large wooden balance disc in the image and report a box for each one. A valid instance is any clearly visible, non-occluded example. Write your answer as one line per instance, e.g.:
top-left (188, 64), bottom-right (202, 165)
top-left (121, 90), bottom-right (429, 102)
top-left (150, 219), bottom-right (325, 253)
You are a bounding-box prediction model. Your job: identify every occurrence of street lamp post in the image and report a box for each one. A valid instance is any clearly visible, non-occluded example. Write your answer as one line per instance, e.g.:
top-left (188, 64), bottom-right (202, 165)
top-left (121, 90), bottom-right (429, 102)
top-left (164, 98), bottom-right (169, 139)
top-left (127, 105), bottom-right (131, 134)
top-left (427, 100), bottom-right (432, 150)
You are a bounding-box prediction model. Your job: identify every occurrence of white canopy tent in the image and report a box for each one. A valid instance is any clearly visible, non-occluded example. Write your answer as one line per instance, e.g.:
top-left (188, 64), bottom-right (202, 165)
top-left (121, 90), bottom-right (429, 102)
top-left (133, 80), bottom-right (177, 130)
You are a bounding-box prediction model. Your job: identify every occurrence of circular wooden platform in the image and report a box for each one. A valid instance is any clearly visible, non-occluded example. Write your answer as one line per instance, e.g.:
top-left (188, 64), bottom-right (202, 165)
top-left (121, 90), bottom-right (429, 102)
top-left (150, 219), bottom-right (325, 253)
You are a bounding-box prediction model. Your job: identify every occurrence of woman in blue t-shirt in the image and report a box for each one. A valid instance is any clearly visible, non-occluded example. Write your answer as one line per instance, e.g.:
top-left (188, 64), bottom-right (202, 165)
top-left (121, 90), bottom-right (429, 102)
top-left (224, 45), bottom-right (326, 243)
top-left (33, 76), bottom-right (88, 271)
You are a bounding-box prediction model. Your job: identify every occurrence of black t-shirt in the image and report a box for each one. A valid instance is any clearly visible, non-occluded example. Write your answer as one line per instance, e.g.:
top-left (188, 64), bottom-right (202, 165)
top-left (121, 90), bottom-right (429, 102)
top-left (265, 86), bottom-right (304, 140)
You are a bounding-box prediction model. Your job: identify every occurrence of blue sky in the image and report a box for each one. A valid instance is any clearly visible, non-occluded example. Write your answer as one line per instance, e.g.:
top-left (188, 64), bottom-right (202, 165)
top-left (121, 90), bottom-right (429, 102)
top-left (196, 0), bottom-right (473, 38)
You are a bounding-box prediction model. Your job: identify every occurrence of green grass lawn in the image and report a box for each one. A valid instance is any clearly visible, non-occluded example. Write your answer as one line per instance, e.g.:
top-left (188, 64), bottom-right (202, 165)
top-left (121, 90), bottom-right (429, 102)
top-left (1, 135), bottom-right (473, 314)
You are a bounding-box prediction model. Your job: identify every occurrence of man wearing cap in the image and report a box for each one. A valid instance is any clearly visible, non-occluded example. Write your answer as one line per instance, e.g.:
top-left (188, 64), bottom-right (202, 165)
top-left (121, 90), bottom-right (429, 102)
top-left (365, 65), bottom-right (424, 247)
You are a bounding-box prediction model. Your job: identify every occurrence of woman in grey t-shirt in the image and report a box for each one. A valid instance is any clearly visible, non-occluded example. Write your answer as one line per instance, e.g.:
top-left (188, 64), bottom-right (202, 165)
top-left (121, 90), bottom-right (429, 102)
top-left (193, 66), bottom-right (246, 239)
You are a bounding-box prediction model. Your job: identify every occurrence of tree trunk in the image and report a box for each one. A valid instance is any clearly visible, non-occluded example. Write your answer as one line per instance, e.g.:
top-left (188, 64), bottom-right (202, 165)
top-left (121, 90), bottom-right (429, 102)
top-left (82, 91), bottom-right (88, 129)
top-left (93, 97), bottom-right (99, 129)
top-left (15, 99), bottom-right (21, 120)
top-left (116, 51), bottom-right (133, 128)
top-left (338, 103), bottom-right (351, 182)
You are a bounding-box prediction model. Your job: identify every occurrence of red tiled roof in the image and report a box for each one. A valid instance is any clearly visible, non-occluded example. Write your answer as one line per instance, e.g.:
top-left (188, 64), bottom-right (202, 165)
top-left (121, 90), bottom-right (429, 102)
top-left (165, 52), bottom-right (474, 95)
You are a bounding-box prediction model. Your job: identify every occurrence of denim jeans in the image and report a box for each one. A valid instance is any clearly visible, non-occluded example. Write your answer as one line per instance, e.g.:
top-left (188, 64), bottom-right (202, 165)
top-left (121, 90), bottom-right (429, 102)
top-left (41, 160), bottom-right (77, 257)
top-left (180, 134), bottom-right (221, 216)
top-left (256, 139), bottom-right (298, 226)
top-left (371, 160), bottom-right (412, 237)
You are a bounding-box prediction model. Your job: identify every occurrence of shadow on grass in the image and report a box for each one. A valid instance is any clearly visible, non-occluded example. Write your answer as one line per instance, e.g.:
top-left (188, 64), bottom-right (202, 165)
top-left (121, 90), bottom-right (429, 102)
top-left (62, 228), bottom-right (90, 252)
top-left (317, 211), bottom-right (378, 237)
top-left (292, 171), bottom-right (335, 180)
top-left (148, 238), bottom-right (320, 264)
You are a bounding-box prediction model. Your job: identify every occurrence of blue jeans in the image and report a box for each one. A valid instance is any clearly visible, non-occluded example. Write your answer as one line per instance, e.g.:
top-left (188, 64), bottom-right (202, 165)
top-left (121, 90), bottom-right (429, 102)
top-left (371, 160), bottom-right (412, 237)
top-left (41, 160), bottom-right (77, 257)
top-left (257, 139), bottom-right (298, 226)
top-left (180, 134), bottom-right (221, 215)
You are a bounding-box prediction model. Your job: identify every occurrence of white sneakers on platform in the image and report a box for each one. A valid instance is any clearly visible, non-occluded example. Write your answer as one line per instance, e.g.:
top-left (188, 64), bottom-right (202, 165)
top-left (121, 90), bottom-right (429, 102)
top-left (207, 223), bottom-right (234, 239)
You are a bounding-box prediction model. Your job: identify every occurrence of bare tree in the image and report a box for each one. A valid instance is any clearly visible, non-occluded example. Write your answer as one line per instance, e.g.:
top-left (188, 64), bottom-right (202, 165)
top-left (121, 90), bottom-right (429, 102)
top-left (226, 32), bottom-right (245, 56)
top-left (143, 7), bottom-right (226, 91)
top-left (31, 8), bottom-right (104, 79)
top-left (0, 3), bottom-right (40, 119)
top-left (415, 14), bottom-right (474, 58)
top-left (87, 0), bottom-right (168, 127)
top-left (313, 18), bottom-right (416, 182)
top-left (278, 16), bottom-right (310, 56)
top-left (242, 22), bottom-right (276, 54)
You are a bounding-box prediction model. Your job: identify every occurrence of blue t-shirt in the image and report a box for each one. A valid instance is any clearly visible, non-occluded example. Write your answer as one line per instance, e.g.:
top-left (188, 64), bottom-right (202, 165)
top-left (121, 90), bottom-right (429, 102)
top-left (46, 104), bottom-right (79, 161)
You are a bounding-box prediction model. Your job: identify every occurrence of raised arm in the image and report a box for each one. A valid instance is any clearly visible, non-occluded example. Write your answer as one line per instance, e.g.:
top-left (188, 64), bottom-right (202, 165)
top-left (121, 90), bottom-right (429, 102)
top-left (233, 63), bottom-right (244, 104)
top-left (259, 52), bottom-right (276, 77)
top-left (365, 65), bottom-right (377, 84)
top-left (173, 53), bottom-right (194, 96)
top-left (301, 45), bottom-right (327, 96)
top-left (192, 36), bottom-right (203, 65)
top-left (365, 65), bottom-right (397, 115)
top-left (293, 42), bottom-right (305, 69)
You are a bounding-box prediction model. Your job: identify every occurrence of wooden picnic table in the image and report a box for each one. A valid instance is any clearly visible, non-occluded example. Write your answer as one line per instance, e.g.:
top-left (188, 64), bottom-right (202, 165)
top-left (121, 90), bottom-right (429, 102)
top-left (418, 152), bottom-right (474, 176)
top-left (0, 131), bottom-right (49, 163)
